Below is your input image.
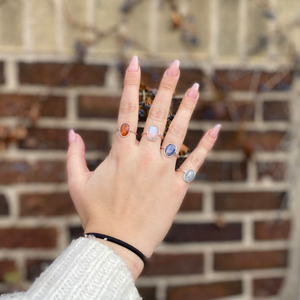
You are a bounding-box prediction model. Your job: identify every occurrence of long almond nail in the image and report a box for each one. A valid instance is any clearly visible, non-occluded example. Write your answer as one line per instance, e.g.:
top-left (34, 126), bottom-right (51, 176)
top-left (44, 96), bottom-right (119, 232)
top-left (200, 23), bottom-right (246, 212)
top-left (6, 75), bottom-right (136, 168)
top-left (187, 83), bottom-right (199, 99)
top-left (69, 129), bottom-right (76, 143)
top-left (128, 55), bottom-right (139, 72)
top-left (209, 124), bottom-right (221, 139)
top-left (167, 60), bottom-right (180, 77)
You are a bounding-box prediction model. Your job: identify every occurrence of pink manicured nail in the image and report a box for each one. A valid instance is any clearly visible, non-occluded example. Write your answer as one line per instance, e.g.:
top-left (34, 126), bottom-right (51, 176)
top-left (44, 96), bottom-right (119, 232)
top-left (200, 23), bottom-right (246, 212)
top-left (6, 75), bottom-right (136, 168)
top-left (69, 129), bottom-right (76, 143)
top-left (128, 55), bottom-right (139, 72)
top-left (209, 124), bottom-right (221, 139)
top-left (187, 83), bottom-right (199, 99)
top-left (167, 60), bottom-right (180, 77)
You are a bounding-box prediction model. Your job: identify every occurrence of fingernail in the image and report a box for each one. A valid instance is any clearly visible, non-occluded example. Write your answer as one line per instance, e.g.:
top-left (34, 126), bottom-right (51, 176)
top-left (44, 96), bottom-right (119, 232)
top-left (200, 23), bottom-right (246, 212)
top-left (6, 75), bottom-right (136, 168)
top-left (187, 83), bottom-right (199, 99)
top-left (167, 59), bottom-right (180, 77)
top-left (209, 124), bottom-right (221, 139)
top-left (128, 55), bottom-right (139, 72)
top-left (69, 129), bottom-right (76, 143)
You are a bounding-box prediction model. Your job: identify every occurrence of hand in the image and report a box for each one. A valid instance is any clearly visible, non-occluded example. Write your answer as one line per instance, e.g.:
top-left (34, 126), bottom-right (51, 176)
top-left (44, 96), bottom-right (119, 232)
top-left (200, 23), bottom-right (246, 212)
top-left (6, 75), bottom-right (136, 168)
top-left (66, 56), bottom-right (220, 280)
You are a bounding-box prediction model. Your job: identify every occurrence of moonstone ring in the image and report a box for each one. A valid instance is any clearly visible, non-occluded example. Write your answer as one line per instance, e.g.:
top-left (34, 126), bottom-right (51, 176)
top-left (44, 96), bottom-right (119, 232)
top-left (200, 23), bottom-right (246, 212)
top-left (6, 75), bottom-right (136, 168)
top-left (117, 122), bottom-right (137, 137)
top-left (160, 143), bottom-right (180, 158)
top-left (141, 125), bottom-right (164, 142)
top-left (176, 168), bottom-right (195, 183)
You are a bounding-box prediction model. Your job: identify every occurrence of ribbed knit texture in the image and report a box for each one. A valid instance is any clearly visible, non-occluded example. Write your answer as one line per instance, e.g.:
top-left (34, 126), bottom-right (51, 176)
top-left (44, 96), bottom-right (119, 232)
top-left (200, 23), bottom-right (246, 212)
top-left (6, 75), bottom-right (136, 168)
top-left (0, 236), bottom-right (142, 300)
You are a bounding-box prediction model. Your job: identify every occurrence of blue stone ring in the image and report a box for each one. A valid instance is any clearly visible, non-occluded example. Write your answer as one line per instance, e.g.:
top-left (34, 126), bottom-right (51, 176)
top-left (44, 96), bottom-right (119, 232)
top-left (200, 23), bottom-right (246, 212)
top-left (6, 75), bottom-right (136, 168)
top-left (160, 143), bottom-right (180, 158)
top-left (176, 168), bottom-right (195, 183)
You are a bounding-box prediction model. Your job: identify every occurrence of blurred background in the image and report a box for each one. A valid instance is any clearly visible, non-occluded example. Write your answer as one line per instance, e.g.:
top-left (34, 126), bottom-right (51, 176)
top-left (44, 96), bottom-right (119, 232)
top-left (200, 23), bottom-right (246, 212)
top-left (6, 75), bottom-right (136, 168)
top-left (0, 0), bottom-right (300, 299)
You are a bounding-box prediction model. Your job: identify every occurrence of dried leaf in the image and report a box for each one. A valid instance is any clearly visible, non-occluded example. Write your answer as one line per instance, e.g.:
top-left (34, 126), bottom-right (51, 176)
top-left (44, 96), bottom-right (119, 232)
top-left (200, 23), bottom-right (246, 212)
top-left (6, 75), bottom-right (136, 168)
top-left (171, 10), bottom-right (181, 28)
top-left (0, 125), bottom-right (9, 139)
top-left (10, 125), bottom-right (28, 142)
top-left (215, 213), bottom-right (227, 228)
top-left (179, 144), bottom-right (190, 155)
top-left (29, 102), bottom-right (41, 124)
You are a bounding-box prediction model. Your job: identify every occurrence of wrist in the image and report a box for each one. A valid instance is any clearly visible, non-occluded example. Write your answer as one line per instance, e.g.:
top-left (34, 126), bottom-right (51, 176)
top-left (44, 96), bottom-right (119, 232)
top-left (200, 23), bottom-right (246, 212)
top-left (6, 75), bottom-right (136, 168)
top-left (87, 236), bottom-right (144, 281)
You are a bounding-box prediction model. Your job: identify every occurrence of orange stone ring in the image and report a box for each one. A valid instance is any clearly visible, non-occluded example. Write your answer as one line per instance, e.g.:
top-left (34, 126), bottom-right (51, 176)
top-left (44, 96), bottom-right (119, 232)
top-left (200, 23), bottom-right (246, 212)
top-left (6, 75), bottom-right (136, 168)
top-left (117, 122), bottom-right (137, 138)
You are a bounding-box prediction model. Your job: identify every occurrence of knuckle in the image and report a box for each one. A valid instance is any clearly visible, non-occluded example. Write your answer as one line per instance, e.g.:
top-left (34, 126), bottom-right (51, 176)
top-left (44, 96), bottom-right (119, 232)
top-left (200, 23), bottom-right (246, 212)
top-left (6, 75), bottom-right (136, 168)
top-left (124, 75), bottom-right (139, 87)
top-left (200, 138), bottom-right (213, 152)
top-left (180, 102), bottom-right (194, 113)
top-left (149, 107), bottom-right (166, 122)
top-left (169, 123), bottom-right (185, 138)
top-left (119, 101), bottom-right (136, 115)
top-left (189, 154), bottom-right (202, 169)
top-left (160, 80), bottom-right (174, 92)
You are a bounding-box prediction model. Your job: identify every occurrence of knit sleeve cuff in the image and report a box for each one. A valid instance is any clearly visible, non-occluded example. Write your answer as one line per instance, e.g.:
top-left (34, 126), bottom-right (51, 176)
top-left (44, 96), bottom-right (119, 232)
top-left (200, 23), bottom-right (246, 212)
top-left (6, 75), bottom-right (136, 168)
top-left (24, 236), bottom-right (142, 300)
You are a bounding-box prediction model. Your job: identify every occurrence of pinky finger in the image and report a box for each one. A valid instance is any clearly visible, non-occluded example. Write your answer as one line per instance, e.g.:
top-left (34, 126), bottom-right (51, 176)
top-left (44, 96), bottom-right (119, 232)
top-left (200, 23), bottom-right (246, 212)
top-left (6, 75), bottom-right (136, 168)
top-left (176, 124), bottom-right (221, 184)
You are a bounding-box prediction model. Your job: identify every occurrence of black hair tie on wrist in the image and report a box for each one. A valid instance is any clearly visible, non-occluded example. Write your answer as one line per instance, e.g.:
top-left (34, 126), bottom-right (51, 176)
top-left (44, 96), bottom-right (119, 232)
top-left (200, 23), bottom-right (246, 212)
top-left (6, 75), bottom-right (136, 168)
top-left (85, 232), bottom-right (146, 264)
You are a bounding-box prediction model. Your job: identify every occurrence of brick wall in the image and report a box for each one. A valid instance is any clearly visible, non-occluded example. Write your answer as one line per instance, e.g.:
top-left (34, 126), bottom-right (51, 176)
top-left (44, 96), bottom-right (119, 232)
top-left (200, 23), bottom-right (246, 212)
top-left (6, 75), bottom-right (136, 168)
top-left (1, 0), bottom-right (300, 300)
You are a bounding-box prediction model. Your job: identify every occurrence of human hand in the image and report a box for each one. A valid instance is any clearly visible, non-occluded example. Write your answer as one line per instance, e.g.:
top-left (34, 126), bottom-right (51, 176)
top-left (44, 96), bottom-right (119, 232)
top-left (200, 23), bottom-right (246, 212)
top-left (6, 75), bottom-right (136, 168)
top-left (66, 56), bottom-right (220, 280)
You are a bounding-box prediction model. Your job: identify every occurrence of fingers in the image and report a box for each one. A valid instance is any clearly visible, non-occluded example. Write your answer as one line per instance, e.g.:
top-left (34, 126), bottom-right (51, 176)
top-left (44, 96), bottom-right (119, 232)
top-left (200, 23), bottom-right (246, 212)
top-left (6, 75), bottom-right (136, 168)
top-left (161, 83), bottom-right (199, 161)
top-left (140, 60), bottom-right (180, 148)
top-left (67, 130), bottom-right (90, 189)
top-left (176, 125), bottom-right (221, 184)
top-left (115, 56), bottom-right (141, 142)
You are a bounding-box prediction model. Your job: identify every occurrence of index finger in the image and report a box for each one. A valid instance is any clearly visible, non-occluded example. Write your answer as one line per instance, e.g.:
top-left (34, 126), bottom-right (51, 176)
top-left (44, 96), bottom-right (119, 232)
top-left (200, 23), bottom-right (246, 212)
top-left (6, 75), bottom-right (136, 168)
top-left (116, 56), bottom-right (141, 141)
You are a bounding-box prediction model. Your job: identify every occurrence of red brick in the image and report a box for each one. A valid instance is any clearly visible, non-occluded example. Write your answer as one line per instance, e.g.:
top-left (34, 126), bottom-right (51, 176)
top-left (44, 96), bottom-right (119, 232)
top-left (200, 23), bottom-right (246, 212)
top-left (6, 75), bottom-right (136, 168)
top-left (214, 192), bottom-right (287, 211)
top-left (0, 227), bottom-right (57, 248)
top-left (0, 194), bottom-right (9, 215)
top-left (0, 94), bottom-right (66, 117)
top-left (19, 62), bottom-right (108, 86)
top-left (253, 277), bottom-right (284, 297)
top-left (0, 62), bottom-right (4, 84)
top-left (141, 253), bottom-right (204, 276)
top-left (263, 101), bottom-right (289, 121)
top-left (214, 250), bottom-right (288, 271)
top-left (0, 260), bottom-right (17, 282)
top-left (137, 287), bottom-right (156, 300)
top-left (140, 67), bottom-right (205, 93)
top-left (255, 221), bottom-right (291, 240)
top-left (196, 161), bottom-right (247, 182)
top-left (26, 259), bottom-right (53, 281)
top-left (257, 162), bottom-right (287, 181)
top-left (180, 192), bottom-right (202, 211)
top-left (19, 128), bottom-right (110, 151)
top-left (0, 160), bottom-right (66, 185)
top-left (215, 70), bottom-right (292, 91)
top-left (167, 280), bottom-right (242, 300)
top-left (164, 223), bottom-right (242, 243)
top-left (19, 192), bottom-right (76, 216)
top-left (78, 95), bottom-right (120, 119)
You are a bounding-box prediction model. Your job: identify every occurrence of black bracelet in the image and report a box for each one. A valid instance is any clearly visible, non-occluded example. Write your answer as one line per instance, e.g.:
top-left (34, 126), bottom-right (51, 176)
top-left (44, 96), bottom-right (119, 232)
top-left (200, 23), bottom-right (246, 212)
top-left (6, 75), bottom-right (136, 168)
top-left (85, 232), bottom-right (146, 264)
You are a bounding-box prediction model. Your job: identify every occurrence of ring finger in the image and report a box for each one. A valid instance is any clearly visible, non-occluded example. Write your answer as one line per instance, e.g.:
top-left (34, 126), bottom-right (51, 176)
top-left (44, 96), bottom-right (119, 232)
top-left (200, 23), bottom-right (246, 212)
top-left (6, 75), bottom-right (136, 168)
top-left (160, 83), bottom-right (200, 162)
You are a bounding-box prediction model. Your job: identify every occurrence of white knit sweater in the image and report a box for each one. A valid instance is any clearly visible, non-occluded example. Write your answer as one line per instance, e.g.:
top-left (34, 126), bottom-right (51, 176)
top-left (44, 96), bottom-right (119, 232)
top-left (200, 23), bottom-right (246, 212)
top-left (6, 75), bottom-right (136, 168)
top-left (0, 236), bottom-right (142, 300)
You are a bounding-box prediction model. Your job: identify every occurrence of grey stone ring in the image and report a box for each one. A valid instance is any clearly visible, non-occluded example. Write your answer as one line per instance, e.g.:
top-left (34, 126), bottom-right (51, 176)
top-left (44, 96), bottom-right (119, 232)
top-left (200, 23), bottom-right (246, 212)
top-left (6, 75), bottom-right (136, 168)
top-left (160, 143), bottom-right (180, 158)
top-left (141, 125), bottom-right (164, 141)
top-left (176, 168), bottom-right (195, 183)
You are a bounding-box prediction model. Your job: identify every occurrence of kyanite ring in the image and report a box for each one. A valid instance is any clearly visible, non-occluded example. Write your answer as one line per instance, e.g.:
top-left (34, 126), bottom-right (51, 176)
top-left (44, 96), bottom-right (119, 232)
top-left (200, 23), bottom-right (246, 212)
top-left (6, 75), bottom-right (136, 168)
top-left (141, 125), bottom-right (164, 141)
top-left (160, 143), bottom-right (180, 158)
top-left (176, 168), bottom-right (195, 183)
top-left (117, 122), bottom-right (137, 137)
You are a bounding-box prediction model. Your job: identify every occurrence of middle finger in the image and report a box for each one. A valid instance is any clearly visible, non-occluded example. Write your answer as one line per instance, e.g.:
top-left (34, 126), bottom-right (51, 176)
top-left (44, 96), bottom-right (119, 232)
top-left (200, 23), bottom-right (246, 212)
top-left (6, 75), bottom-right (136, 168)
top-left (140, 60), bottom-right (180, 149)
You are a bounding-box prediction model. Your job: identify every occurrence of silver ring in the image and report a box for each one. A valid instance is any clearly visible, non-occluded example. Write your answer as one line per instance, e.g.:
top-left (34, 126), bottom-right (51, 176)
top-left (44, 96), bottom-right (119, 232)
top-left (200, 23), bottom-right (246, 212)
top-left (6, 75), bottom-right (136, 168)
top-left (176, 168), bottom-right (195, 183)
top-left (141, 125), bottom-right (164, 142)
top-left (160, 143), bottom-right (180, 158)
top-left (116, 122), bottom-right (137, 137)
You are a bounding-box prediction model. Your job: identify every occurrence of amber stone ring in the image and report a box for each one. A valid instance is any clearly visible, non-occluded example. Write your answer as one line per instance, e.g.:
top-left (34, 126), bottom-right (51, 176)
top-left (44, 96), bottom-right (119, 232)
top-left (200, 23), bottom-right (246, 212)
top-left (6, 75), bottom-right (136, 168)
top-left (117, 122), bottom-right (137, 137)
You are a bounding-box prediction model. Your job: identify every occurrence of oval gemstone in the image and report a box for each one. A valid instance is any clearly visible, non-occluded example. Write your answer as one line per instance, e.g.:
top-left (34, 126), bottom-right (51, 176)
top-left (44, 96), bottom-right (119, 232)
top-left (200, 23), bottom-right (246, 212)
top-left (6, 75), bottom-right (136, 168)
top-left (120, 123), bottom-right (130, 136)
top-left (184, 169), bottom-right (195, 182)
top-left (165, 143), bottom-right (176, 157)
top-left (147, 125), bottom-right (159, 141)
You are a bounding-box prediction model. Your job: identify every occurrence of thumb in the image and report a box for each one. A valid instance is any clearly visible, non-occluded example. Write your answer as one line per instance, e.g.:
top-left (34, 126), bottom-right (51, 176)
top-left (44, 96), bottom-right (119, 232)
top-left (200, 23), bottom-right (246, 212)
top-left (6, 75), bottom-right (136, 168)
top-left (67, 129), bottom-right (90, 188)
